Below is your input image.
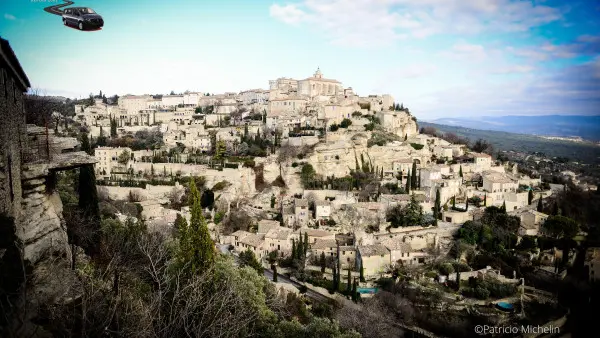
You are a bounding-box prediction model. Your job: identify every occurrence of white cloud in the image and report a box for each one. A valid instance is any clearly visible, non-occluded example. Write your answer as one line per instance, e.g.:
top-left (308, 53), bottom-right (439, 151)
top-left (269, 0), bottom-right (563, 47)
top-left (4, 13), bottom-right (16, 20)
top-left (269, 4), bottom-right (305, 25)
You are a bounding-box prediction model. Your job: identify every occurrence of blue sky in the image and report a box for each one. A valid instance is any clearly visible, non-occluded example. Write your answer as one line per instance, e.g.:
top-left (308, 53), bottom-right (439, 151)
top-left (1, 0), bottom-right (599, 119)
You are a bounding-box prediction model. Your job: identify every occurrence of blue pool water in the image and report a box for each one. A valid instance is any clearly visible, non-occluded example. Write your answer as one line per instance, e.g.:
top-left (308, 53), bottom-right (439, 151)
top-left (357, 288), bottom-right (378, 294)
top-left (496, 302), bottom-right (515, 311)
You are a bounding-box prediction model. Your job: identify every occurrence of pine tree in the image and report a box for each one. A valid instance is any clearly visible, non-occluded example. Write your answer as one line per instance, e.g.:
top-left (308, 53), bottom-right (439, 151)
top-left (81, 132), bottom-right (92, 155)
top-left (405, 172), bottom-right (411, 193)
top-left (178, 177), bottom-right (214, 273)
top-left (528, 189), bottom-right (533, 205)
top-left (320, 252), bottom-right (326, 273)
top-left (537, 197), bottom-right (543, 212)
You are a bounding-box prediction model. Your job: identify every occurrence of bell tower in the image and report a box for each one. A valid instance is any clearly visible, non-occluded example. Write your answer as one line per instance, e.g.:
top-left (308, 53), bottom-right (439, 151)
top-left (314, 67), bottom-right (323, 79)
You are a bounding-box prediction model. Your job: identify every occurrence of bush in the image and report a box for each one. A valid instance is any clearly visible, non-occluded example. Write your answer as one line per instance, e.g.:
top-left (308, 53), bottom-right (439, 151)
top-left (351, 111), bottom-right (362, 117)
top-left (212, 180), bottom-right (230, 191)
top-left (340, 118), bottom-right (352, 128)
top-left (329, 124), bottom-right (339, 132)
top-left (214, 211), bottom-right (225, 224)
top-left (243, 159), bottom-right (255, 168)
top-left (291, 162), bottom-right (299, 168)
top-left (410, 143), bottom-right (424, 150)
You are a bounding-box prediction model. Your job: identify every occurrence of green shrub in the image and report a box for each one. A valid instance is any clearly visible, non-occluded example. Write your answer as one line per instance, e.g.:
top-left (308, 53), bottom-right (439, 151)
top-left (410, 143), bottom-right (424, 150)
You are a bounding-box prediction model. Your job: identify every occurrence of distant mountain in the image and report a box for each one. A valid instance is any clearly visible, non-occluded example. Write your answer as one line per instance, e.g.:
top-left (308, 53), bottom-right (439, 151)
top-left (427, 115), bottom-right (600, 141)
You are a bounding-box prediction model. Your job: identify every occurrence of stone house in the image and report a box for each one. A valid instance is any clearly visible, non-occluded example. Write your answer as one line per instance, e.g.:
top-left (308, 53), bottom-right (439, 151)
top-left (381, 238), bottom-right (415, 265)
top-left (264, 227), bottom-right (293, 254)
top-left (294, 198), bottom-right (310, 226)
top-left (315, 200), bottom-right (331, 220)
top-left (311, 239), bottom-right (338, 258)
top-left (232, 230), bottom-right (266, 259)
top-left (441, 209), bottom-right (472, 224)
top-left (357, 244), bottom-right (391, 277)
top-left (584, 247), bottom-right (600, 282)
top-left (518, 210), bottom-right (548, 236)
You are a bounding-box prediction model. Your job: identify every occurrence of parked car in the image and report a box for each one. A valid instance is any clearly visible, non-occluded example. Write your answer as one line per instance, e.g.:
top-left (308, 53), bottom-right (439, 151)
top-left (62, 7), bottom-right (103, 30)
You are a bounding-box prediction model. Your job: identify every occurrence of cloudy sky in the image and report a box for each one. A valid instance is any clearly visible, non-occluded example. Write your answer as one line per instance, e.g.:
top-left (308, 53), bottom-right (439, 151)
top-left (1, 0), bottom-right (599, 119)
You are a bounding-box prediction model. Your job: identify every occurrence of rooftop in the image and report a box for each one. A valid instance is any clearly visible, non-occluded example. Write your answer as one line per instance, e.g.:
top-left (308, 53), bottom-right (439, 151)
top-left (381, 238), bottom-right (412, 252)
top-left (238, 233), bottom-right (264, 248)
top-left (311, 239), bottom-right (338, 250)
top-left (294, 228), bottom-right (333, 238)
top-left (265, 227), bottom-right (293, 240)
top-left (295, 199), bottom-right (309, 208)
top-left (358, 244), bottom-right (390, 257)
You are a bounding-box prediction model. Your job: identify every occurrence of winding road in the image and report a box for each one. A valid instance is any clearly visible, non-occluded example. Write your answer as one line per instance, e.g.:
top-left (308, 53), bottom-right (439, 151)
top-left (43, 0), bottom-right (74, 16)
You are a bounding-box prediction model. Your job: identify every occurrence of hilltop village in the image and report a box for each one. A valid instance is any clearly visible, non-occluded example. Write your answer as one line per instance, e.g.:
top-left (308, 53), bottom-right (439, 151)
top-left (4, 58), bottom-right (596, 337)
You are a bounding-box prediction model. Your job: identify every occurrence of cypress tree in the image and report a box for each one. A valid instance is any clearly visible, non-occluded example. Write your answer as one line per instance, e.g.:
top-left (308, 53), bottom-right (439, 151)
top-left (179, 177), bottom-right (214, 273)
top-left (291, 239), bottom-right (297, 260)
top-left (354, 151), bottom-right (360, 171)
top-left (352, 279), bottom-right (358, 302)
top-left (452, 195), bottom-right (456, 209)
top-left (456, 270), bottom-right (461, 291)
top-left (304, 232), bottom-right (309, 255)
top-left (528, 189), bottom-right (533, 205)
top-left (81, 132), bottom-right (92, 155)
top-left (411, 162), bottom-right (417, 190)
top-left (405, 172), bottom-right (411, 193)
top-left (270, 194), bottom-right (276, 208)
top-left (465, 198), bottom-right (469, 211)
top-left (273, 264), bottom-right (278, 282)
top-left (501, 200), bottom-right (507, 213)
top-left (333, 264), bottom-right (340, 292)
top-left (347, 269), bottom-right (352, 293)
top-left (537, 197), bottom-right (543, 212)
top-left (360, 266), bottom-right (365, 282)
top-left (433, 189), bottom-right (440, 226)
top-left (459, 165), bottom-right (463, 178)
top-left (484, 193), bottom-right (487, 206)
top-left (320, 252), bottom-right (326, 272)
top-left (330, 265), bottom-right (337, 294)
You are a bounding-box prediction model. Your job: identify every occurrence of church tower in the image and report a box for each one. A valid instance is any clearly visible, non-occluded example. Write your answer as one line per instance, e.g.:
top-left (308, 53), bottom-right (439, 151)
top-left (314, 67), bottom-right (323, 79)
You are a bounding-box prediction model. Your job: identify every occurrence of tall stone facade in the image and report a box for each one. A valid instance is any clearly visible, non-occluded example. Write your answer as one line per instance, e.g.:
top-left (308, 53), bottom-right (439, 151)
top-left (0, 38), bottom-right (28, 226)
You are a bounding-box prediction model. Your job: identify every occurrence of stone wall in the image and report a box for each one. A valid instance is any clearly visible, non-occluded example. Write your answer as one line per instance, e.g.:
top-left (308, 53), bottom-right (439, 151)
top-left (19, 170), bottom-right (69, 264)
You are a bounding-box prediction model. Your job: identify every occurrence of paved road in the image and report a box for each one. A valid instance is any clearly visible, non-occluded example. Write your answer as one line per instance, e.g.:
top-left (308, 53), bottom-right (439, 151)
top-left (263, 268), bottom-right (333, 303)
top-left (43, 0), bottom-right (74, 16)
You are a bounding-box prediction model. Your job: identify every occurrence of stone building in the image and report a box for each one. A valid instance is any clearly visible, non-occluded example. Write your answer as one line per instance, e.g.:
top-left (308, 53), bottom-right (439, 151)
top-left (1, 37), bottom-right (96, 336)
